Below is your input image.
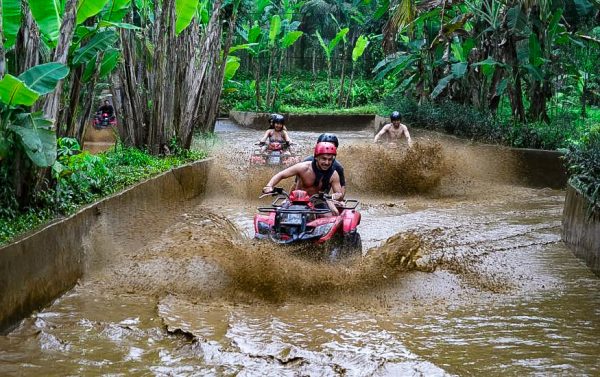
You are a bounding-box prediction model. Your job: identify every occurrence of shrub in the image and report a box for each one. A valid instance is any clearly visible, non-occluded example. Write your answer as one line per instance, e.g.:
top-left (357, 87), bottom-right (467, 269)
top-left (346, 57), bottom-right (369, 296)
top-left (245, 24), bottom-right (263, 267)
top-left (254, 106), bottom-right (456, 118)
top-left (0, 140), bottom-right (208, 245)
top-left (564, 124), bottom-right (600, 216)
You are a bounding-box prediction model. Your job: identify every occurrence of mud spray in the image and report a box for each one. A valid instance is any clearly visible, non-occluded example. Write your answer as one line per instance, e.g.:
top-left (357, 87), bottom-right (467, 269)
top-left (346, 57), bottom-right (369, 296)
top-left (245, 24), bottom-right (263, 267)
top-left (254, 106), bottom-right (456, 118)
top-left (87, 136), bottom-right (523, 304)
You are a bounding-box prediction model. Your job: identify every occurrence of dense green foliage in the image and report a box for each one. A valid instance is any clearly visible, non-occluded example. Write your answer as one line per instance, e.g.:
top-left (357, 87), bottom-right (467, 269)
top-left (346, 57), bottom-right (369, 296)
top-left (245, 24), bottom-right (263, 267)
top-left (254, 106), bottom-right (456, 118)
top-left (382, 95), bottom-right (598, 150)
top-left (564, 125), bottom-right (600, 216)
top-left (0, 139), bottom-right (207, 245)
top-left (221, 73), bottom-right (391, 113)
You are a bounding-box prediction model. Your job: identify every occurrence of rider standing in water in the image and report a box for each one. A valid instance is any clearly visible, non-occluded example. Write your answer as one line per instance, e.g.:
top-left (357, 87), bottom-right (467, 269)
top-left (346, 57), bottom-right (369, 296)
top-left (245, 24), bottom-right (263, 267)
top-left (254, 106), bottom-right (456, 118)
top-left (297, 133), bottom-right (346, 199)
top-left (263, 142), bottom-right (343, 213)
top-left (259, 114), bottom-right (292, 153)
top-left (374, 111), bottom-right (413, 146)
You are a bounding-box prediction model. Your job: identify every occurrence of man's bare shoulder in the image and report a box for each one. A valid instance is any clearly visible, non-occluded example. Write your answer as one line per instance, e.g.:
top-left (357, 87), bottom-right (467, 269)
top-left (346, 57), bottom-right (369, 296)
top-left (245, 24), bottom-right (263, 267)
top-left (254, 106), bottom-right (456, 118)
top-left (292, 160), bottom-right (312, 170)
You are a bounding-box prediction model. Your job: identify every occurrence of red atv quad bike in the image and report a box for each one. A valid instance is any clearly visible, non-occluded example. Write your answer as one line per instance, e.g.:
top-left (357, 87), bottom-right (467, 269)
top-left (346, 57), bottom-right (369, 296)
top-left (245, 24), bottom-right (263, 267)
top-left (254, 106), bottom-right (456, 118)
top-left (254, 187), bottom-right (362, 260)
top-left (250, 142), bottom-right (301, 166)
top-left (93, 112), bottom-right (117, 129)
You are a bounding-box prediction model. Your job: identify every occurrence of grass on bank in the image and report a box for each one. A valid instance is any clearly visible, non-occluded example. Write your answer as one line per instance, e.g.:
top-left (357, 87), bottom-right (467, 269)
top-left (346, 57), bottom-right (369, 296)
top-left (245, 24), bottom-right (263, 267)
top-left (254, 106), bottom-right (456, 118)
top-left (0, 138), bottom-right (208, 246)
top-left (279, 104), bottom-right (379, 115)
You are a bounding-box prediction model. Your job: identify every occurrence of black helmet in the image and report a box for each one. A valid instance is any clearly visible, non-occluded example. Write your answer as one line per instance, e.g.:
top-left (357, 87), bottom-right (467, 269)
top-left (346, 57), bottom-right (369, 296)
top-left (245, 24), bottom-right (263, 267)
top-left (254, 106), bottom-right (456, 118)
top-left (317, 133), bottom-right (339, 148)
top-left (390, 111), bottom-right (401, 121)
top-left (272, 114), bottom-right (285, 124)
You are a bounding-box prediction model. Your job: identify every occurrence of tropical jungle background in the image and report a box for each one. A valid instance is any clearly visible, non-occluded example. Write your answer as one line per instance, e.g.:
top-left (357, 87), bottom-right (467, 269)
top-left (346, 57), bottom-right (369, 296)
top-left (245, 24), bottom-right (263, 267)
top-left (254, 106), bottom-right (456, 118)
top-left (1, 0), bottom-right (599, 244)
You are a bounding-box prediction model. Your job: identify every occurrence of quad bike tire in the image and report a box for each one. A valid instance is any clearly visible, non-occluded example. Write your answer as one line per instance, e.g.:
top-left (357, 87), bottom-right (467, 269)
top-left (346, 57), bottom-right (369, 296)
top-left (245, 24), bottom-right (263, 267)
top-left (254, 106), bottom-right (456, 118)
top-left (328, 231), bottom-right (362, 262)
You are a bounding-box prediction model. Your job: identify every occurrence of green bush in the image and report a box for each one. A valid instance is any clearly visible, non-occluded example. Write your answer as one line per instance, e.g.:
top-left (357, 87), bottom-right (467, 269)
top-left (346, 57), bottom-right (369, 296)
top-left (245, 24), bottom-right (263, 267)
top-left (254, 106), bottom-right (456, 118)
top-left (380, 94), bottom-right (593, 150)
top-left (564, 124), bottom-right (600, 216)
top-left (221, 72), bottom-right (387, 113)
top-left (0, 139), bottom-right (208, 246)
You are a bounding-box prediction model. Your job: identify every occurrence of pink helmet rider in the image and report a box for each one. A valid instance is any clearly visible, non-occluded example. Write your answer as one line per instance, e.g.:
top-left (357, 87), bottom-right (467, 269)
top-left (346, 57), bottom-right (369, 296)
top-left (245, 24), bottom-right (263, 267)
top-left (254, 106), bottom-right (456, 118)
top-left (314, 142), bottom-right (337, 157)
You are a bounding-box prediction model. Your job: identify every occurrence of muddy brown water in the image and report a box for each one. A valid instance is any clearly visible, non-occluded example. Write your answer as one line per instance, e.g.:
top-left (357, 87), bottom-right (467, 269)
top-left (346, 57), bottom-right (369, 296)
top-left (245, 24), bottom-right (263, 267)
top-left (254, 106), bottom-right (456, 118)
top-left (1, 121), bottom-right (598, 376)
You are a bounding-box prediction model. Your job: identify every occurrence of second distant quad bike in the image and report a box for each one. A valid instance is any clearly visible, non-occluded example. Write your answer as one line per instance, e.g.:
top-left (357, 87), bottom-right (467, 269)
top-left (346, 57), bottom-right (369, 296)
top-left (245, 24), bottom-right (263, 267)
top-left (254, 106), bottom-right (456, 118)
top-left (250, 141), bottom-right (301, 166)
top-left (93, 112), bottom-right (117, 129)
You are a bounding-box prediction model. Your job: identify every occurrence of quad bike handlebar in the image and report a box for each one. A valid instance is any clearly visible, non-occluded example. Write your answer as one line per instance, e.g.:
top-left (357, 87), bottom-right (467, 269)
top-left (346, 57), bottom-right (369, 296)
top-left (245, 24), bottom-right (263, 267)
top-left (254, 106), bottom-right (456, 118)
top-left (260, 186), bottom-right (334, 201)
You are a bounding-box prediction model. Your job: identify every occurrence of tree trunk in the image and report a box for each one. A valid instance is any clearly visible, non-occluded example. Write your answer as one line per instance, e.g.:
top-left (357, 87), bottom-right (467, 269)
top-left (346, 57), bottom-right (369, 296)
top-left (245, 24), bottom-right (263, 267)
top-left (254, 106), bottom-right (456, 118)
top-left (75, 52), bottom-right (104, 145)
top-left (61, 65), bottom-right (84, 137)
top-left (269, 48), bottom-right (286, 109)
top-left (115, 26), bottom-right (146, 147)
top-left (254, 58), bottom-right (262, 109)
top-left (528, 79), bottom-right (551, 123)
top-left (15, 1), bottom-right (40, 75)
top-left (42, 0), bottom-right (77, 126)
top-left (338, 46), bottom-right (347, 107)
top-left (344, 65), bottom-right (355, 107)
top-left (265, 48), bottom-right (276, 109)
top-left (198, 7), bottom-right (238, 135)
top-left (0, 1), bottom-right (4, 79)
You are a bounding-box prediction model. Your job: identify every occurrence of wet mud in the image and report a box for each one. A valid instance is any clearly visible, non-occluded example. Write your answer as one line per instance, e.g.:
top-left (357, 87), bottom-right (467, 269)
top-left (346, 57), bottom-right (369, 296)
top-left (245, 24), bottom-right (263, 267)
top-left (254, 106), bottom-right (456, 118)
top-left (1, 125), bottom-right (598, 376)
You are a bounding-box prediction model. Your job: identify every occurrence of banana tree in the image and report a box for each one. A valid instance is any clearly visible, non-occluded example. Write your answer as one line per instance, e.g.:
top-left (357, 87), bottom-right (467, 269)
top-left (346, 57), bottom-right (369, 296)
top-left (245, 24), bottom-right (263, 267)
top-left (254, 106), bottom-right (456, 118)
top-left (0, 62), bottom-right (69, 203)
top-left (113, 0), bottom-right (240, 151)
top-left (237, 0), bottom-right (271, 109)
top-left (315, 26), bottom-right (348, 103)
top-left (265, 2), bottom-right (304, 109)
top-left (344, 34), bottom-right (369, 107)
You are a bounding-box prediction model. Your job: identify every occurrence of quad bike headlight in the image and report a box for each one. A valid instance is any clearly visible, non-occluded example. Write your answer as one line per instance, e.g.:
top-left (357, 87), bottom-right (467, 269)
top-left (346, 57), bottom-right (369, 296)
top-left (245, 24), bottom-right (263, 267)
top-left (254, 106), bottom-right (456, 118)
top-left (311, 223), bottom-right (334, 237)
top-left (257, 221), bottom-right (271, 234)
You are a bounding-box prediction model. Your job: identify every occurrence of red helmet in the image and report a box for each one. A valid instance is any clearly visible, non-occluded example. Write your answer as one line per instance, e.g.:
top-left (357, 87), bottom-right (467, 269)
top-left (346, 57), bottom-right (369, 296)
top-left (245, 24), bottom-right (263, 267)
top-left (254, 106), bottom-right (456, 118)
top-left (314, 142), bottom-right (337, 156)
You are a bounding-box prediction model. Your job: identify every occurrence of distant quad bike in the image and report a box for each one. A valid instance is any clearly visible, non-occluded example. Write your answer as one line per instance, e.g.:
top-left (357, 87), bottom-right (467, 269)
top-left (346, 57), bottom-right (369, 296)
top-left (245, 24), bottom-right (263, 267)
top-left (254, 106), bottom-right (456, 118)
top-left (250, 141), bottom-right (301, 166)
top-left (254, 187), bottom-right (362, 260)
top-left (93, 112), bottom-right (117, 129)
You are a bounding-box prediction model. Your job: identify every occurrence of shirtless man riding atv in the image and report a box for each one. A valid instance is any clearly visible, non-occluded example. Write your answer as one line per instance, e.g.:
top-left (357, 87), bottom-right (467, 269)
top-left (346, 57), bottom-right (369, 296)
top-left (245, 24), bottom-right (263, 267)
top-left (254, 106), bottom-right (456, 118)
top-left (374, 111), bottom-right (413, 146)
top-left (262, 142), bottom-right (343, 214)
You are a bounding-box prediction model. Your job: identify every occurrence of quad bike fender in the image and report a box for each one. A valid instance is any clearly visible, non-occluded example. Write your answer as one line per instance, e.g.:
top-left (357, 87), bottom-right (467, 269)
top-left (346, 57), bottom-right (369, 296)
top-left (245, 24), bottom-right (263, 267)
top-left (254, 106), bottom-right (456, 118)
top-left (283, 156), bottom-right (301, 166)
top-left (310, 217), bottom-right (342, 243)
top-left (341, 209), bottom-right (361, 233)
top-left (254, 213), bottom-right (275, 233)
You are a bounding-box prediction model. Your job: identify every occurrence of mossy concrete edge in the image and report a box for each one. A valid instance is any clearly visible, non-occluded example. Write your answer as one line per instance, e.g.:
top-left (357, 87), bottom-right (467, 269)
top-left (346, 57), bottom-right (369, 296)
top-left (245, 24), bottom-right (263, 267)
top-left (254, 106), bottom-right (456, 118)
top-left (562, 183), bottom-right (600, 276)
top-left (0, 158), bottom-right (213, 333)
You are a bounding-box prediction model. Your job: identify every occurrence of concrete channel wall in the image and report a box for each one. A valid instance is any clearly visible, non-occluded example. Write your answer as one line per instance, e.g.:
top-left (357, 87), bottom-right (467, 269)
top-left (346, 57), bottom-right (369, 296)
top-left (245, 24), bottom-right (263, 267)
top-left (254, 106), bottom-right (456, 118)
top-left (562, 184), bottom-right (600, 276)
top-left (0, 159), bottom-right (212, 333)
top-left (229, 111), bottom-right (375, 131)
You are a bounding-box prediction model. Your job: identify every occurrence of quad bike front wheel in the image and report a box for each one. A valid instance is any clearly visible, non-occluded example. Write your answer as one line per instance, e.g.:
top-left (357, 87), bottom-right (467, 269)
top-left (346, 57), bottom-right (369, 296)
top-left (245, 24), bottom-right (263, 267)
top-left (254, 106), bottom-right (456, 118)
top-left (328, 231), bottom-right (362, 262)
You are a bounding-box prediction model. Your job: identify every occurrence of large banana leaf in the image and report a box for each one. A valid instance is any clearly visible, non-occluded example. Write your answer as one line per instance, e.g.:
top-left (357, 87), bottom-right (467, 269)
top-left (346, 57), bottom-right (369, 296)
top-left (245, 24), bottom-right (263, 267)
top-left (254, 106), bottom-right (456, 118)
top-left (175, 0), bottom-right (200, 34)
top-left (104, 0), bottom-right (132, 22)
top-left (8, 112), bottom-right (56, 167)
top-left (528, 34), bottom-right (544, 68)
top-left (73, 30), bottom-right (118, 65)
top-left (329, 28), bottom-right (349, 52)
top-left (431, 74), bottom-right (454, 99)
top-left (82, 49), bottom-right (121, 82)
top-left (229, 43), bottom-right (259, 54)
top-left (268, 15), bottom-right (281, 47)
top-left (0, 75), bottom-right (40, 107)
top-left (248, 23), bottom-right (262, 43)
top-left (451, 62), bottom-right (468, 78)
top-left (256, 0), bottom-right (270, 17)
top-left (29, 0), bottom-right (62, 42)
top-left (281, 31), bottom-right (302, 49)
top-left (77, 0), bottom-right (111, 25)
top-left (315, 30), bottom-right (330, 60)
top-left (472, 57), bottom-right (505, 78)
top-left (98, 20), bottom-right (141, 29)
top-left (99, 49), bottom-right (121, 77)
top-left (224, 56), bottom-right (241, 81)
top-left (18, 63), bottom-right (70, 95)
top-left (2, 0), bottom-right (22, 49)
top-left (352, 35), bottom-right (369, 62)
